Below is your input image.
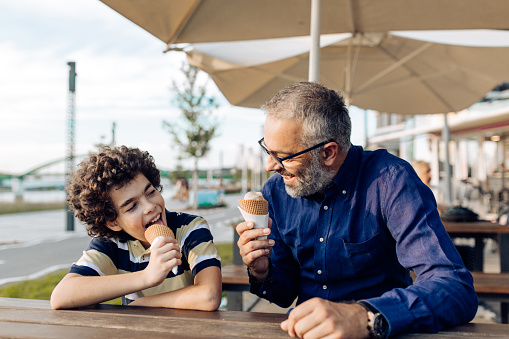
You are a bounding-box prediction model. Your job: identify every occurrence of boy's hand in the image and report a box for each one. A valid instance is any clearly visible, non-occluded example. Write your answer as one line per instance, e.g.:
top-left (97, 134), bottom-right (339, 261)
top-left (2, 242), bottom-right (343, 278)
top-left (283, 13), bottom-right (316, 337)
top-left (145, 237), bottom-right (182, 286)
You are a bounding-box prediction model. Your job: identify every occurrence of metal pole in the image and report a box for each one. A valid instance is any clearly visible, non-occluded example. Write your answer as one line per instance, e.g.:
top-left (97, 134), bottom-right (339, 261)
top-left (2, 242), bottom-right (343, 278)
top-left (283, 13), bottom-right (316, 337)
top-left (66, 62), bottom-right (76, 231)
top-left (443, 112), bottom-right (453, 206)
top-left (309, 0), bottom-right (321, 82)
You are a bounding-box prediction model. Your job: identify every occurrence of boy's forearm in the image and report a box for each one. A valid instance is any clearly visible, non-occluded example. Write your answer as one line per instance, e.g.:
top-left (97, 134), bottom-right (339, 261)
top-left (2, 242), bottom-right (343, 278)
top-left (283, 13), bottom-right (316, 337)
top-left (50, 272), bottom-right (148, 309)
top-left (130, 281), bottom-right (221, 311)
top-left (129, 267), bottom-right (222, 311)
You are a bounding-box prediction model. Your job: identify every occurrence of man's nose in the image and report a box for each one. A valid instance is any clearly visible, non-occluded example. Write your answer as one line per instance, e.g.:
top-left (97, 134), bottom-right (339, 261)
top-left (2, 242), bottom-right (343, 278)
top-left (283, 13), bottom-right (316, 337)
top-left (265, 155), bottom-right (283, 172)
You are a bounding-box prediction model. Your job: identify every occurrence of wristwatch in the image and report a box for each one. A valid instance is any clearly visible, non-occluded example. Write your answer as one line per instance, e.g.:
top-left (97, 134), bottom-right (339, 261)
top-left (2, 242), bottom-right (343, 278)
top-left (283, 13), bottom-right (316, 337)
top-left (357, 301), bottom-right (389, 339)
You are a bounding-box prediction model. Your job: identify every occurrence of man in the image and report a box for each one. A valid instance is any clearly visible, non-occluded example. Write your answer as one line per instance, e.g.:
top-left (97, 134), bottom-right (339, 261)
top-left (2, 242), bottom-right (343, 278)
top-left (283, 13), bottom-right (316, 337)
top-left (236, 82), bottom-right (477, 338)
top-left (412, 160), bottom-right (432, 187)
top-left (412, 160), bottom-right (448, 214)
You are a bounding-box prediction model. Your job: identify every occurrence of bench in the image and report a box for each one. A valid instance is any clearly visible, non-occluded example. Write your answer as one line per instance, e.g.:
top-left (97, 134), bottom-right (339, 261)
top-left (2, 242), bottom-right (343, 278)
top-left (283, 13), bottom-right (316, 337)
top-left (222, 264), bottom-right (250, 311)
top-left (222, 264), bottom-right (249, 291)
top-left (471, 272), bottom-right (509, 324)
top-left (411, 271), bottom-right (509, 323)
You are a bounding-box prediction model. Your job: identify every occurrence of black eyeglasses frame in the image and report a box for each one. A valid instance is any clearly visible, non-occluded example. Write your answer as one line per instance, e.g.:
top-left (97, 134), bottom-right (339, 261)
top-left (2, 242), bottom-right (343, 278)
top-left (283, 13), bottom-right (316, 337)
top-left (258, 137), bottom-right (333, 168)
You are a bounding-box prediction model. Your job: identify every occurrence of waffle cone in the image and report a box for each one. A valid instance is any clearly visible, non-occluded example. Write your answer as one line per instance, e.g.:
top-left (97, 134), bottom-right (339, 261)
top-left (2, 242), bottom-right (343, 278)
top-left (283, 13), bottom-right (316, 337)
top-left (144, 224), bottom-right (175, 244)
top-left (238, 199), bottom-right (268, 215)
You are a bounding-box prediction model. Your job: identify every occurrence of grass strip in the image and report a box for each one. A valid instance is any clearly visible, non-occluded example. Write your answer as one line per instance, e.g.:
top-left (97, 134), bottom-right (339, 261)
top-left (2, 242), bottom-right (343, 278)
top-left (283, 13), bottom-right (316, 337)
top-left (0, 201), bottom-right (66, 215)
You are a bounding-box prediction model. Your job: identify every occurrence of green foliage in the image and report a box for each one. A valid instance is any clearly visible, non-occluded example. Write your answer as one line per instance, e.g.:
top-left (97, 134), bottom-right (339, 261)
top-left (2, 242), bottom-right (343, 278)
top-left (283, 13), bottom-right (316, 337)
top-left (0, 201), bottom-right (65, 215)
top-left (168, 164), bottom-right (192, 183)
top-left (163, 63), bottom-right (220, 160)
top-left (215, 242), bottom-right (233, 265)
top-left (0, 270), bottom-right (67, 300)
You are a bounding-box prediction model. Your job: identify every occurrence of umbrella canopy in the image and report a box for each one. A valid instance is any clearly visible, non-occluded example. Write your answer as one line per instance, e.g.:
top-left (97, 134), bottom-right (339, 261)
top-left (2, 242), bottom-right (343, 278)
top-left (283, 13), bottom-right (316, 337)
top-left (99, 0), bottom-right (509, 48)
top-left (185, 31), bottom-right (509, 114)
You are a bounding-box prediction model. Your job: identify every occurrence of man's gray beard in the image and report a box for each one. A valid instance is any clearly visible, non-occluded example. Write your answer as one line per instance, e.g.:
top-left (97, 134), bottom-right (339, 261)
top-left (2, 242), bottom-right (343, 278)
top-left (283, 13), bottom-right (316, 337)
top-left (284, 153), bottom-right (337, 198)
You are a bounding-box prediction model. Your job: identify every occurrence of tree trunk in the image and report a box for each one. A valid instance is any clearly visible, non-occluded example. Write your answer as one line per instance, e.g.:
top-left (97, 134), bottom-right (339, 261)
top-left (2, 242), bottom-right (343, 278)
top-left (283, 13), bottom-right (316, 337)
top-left (192, 157), bottom-right (199, 209)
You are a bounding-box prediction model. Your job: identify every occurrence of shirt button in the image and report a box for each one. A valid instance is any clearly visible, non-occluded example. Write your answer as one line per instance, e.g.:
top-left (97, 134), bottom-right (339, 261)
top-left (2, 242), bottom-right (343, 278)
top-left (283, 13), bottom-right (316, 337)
top-left (323, 285), bottom-right (327, 290)
top-left (342, 190), bottom-right (346, 194)
top-left (323, 205), bottom-right (328, 210)
top-left (262, 290), bottom-right (267, 295)
top-left (317, 270), bottom-right (322, 274)
top-left (319, 237), bottom-right (324, 242)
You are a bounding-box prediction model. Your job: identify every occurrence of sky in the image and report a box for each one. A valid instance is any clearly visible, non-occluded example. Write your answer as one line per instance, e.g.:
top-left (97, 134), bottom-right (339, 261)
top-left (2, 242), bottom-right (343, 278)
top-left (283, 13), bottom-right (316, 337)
top-left (0, 0), bottom-right (367, 175)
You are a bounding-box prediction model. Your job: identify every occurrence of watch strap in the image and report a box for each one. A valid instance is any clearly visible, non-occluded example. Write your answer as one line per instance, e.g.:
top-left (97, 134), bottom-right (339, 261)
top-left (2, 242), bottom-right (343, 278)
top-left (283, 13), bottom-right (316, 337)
top-left (357, 301), bottom-right (388, 339)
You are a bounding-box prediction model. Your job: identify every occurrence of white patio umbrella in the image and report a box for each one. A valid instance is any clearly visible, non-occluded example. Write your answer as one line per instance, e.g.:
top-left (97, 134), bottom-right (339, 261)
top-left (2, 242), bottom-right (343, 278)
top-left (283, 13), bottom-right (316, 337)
top-left (98, 0), bottom-right (509, 47)
top-left (99, 0), bottom-right (509, 84)
top-left (185, 30), bottom-right (509, 113)
top-left (184, 30), bottom-right (509, 204)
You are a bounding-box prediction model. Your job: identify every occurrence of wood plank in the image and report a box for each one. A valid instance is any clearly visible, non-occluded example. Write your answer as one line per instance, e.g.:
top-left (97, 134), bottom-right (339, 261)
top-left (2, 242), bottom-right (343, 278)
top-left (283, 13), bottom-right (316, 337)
top-left (0, 298), bottom-right (288, 324)
top-left (222, 264), bottom-right (249, 285)
top-left (471, 272), bottom-right (509, 295)
top-left (0, 297), bottom-right (52, 310)
top-left (0, 306), bottom-right (289, 338)
top-left (442, 220), bottom-right (509, 234)
top-left (0, 320), bottom-right (198, 339)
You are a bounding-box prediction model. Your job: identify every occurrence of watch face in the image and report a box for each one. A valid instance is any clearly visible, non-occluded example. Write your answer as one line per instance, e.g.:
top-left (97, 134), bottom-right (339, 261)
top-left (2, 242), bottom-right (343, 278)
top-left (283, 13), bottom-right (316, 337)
top-left (373, 313), bottom-right (388, 338)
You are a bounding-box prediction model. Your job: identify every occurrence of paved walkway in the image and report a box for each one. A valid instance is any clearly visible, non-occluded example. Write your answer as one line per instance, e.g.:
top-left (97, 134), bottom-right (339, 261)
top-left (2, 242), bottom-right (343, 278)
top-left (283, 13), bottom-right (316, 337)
top-left (0, 193), bottom-right (242, 246)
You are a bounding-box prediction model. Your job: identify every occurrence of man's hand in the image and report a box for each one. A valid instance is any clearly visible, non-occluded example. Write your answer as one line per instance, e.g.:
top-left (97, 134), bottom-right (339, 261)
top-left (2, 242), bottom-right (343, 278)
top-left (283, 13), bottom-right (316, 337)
top-left (144, 237), bottom-right (182, 286)
top-left (281, 298), bottom-right (370, 339)
top-left (236, 219), bottom-right (274, 280)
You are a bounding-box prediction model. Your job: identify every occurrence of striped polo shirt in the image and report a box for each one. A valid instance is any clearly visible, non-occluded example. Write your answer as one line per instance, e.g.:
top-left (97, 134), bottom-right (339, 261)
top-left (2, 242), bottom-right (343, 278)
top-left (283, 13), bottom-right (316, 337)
top-left (69, 210), bottom-right (221, 303)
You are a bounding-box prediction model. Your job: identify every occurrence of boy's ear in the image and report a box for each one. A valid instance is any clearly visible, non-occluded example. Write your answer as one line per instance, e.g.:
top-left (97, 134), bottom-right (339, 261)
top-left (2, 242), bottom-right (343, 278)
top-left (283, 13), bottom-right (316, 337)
top-left (106, 220), bottom-right (122, 232)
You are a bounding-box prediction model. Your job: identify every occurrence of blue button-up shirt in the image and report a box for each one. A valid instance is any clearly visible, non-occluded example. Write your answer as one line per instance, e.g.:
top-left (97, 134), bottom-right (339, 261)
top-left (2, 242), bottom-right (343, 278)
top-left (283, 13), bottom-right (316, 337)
top-left (253, 145), bottom-right (477, 337)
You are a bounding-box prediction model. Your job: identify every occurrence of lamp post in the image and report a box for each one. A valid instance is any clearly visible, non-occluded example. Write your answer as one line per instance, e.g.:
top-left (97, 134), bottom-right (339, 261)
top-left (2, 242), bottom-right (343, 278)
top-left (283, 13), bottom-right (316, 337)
top-left (66, 61), bottom-right (76, 231)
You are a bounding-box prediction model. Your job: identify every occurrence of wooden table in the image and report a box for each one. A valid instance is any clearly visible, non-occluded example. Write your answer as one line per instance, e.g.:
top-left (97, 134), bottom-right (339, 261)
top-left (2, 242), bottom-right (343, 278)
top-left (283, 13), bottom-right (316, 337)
top-left (442, 220), bottom-right (509, 272)
top-left (1, 297), bottom-right (509, 338)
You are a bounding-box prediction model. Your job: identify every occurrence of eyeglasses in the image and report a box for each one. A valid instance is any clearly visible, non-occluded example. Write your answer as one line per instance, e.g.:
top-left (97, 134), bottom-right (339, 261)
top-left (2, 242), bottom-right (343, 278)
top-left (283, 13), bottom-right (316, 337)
top-left (258, 137), bottom-right (333, 168)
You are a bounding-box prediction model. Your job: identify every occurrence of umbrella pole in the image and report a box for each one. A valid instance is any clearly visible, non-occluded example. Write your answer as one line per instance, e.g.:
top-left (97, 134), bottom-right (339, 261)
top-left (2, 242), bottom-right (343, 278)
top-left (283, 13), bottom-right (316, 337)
top-left (444, 112), bottom-right (453, 206)
top-left (309, 0), bottom-right (321, 82)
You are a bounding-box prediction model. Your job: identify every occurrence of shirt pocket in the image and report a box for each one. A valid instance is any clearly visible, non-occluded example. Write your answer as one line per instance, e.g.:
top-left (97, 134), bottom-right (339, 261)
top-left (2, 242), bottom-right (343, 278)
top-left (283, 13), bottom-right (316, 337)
top-left (329, 231), bottom-right (392, 280)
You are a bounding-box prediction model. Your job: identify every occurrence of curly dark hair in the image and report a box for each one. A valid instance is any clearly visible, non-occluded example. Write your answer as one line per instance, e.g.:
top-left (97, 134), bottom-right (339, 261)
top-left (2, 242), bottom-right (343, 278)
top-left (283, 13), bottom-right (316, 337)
top-left (66, 146), bottom-right (162, 240)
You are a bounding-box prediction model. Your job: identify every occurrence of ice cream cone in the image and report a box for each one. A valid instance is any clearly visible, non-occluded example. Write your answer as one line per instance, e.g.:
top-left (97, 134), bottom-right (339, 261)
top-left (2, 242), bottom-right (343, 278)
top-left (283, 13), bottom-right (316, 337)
top-left (238, 199), bottom-right (269, 215)
top-left (144, 224), bottom-right (179, 275)
top-left (144, 224), bottom-right (175, 245)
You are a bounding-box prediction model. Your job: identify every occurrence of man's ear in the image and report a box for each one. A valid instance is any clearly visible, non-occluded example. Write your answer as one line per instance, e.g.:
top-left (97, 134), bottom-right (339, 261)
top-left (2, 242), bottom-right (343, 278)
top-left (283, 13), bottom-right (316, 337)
top-left (322, 142), bottom-right (338, 166)
top-left (106, 220), bottom-right (122, 232)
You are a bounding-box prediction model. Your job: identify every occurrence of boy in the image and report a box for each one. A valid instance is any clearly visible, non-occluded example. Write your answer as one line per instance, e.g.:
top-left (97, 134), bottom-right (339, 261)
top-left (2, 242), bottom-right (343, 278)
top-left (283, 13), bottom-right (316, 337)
top-left (50, 146), bottom-right (222, 310)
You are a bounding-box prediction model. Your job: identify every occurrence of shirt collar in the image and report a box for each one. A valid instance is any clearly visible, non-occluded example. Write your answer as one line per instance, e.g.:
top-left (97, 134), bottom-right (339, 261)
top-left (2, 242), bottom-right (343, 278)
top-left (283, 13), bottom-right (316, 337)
top-left (331, 144), bottom-right (360, 197)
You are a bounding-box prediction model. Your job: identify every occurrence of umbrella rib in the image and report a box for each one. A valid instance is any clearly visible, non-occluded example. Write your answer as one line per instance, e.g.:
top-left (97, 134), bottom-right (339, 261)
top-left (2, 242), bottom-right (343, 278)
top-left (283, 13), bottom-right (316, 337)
top-left (346, 0), bottom-right (356, 34)
top-left (385, 44), bottom-right (459, 112)
top-left (249, 66), bottom-right (306, 83)
top-left (344, 33), bottom-right (363, 105)
top-left (356, 69), bottom-right (454, 96)
top-left (354, 42), bottom-right (433, 94)
top-left (166, 0), bottom-right (203, 48)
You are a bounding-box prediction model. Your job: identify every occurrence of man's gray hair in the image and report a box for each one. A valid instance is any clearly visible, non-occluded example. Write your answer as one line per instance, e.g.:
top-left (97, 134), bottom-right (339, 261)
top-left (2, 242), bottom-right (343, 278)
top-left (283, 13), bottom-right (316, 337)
top-left (261, 82), bottom-right (351, 154)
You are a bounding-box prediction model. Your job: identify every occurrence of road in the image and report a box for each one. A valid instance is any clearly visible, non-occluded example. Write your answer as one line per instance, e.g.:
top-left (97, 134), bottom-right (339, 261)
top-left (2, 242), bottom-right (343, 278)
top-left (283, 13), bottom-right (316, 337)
top-left (0, 193), bottom-right (244, 286)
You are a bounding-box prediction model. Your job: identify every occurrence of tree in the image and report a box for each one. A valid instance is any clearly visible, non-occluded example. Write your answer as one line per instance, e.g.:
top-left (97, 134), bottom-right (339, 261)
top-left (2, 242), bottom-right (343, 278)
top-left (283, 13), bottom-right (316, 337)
top-left (163, 63), bottom-right (220, 209)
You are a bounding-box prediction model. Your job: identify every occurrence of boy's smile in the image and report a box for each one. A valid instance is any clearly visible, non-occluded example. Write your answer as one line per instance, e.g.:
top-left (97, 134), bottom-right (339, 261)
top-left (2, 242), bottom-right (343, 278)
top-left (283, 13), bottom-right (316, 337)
top-left (106, 173), bottom-right (167, 248)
